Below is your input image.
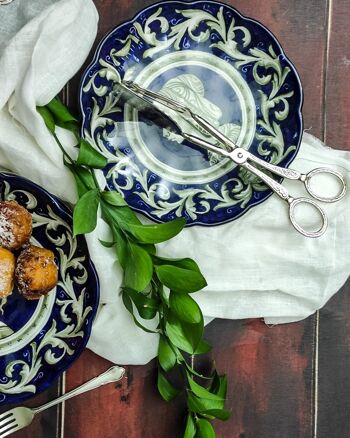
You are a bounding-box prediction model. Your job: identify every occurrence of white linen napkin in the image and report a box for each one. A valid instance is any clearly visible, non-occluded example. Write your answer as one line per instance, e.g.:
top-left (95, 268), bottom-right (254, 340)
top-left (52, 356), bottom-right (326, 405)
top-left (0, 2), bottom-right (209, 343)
top-left (0, 0), bottom-right (349, 365)
top-left (0, 0), bottom-right (59, 53)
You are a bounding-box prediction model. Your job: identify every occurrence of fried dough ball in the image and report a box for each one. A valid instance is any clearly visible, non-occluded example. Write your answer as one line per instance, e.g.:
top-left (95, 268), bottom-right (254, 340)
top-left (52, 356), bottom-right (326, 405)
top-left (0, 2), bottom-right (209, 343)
top-left (15, 245), bottom-right (58, 300)
top-left (0, 200), bottom-right (32, 251)
top-left (0, 247), bottom-right (15, 299)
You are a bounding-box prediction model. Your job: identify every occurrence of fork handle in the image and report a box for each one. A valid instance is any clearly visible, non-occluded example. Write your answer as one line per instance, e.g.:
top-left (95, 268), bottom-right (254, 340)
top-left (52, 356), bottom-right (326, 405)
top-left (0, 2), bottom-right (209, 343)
top-left (33, 366), bottom-right (125, 414)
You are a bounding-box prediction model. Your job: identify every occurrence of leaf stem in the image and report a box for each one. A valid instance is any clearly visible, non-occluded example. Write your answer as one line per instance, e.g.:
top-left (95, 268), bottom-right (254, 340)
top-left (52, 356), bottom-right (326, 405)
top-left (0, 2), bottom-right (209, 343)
top-left (53, 132), bottom-right (74, 165)
top-left (40, 96), bottom-right (229, 438)
top-left (91, 169), bottom-right (101, 190)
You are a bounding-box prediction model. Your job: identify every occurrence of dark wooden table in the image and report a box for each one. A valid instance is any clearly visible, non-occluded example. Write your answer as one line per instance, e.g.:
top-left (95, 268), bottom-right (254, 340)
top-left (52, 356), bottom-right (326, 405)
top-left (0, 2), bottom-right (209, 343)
top-left (2, 0), bottom-right (350, 437)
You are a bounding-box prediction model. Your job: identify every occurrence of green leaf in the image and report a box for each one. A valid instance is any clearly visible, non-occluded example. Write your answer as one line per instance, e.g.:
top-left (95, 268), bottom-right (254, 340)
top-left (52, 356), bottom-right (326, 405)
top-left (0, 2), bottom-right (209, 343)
top-left (157, 370), bottom-right (179, 401)
top-left (64, 161), bottom-right (96, 197)
top-left (187, 375), bottom-right (225, 402)
top-left (196, 419), bottom-right (215, 438)
top-left (193, 340), bottom-right (212, 355)
top-left (187, 393), bottom-right (224, 414)
top-left (139, 243), bottom-right (156, 255)
top-left (100, 203), bottom-right (137, 270)
top-left (179, 316), bottom-right (203, 353)
top-left (101, 190), bottom-right (128, 207)
top-left (124, 288), bottom-right (158, 320)
top-left (165, 318), bottom-right (194, 354)
top-left (153, 256), bottom-right (201, 273)
top-left (124, 242), bottom-right (153, 292)
top-left (114, 206), bottom-right (141, 224)
top-left (46, 97), bottom-right (77, 123)
top-left (202, 409), bottom-right (231, 421)
top-left (169, 292), bottom-right (202, 324)
top-left (155, 265), bottom-right (207, 293)
top-left (73, 188), bottom-right (100, 236)
top-left (217, 376), bottom-right (228, 399)
top-left (37, 106), bottom-right (56, 134)
top-left (77, 139), bottom-right (108, 169)
top-left (112, 226), bottom-right (128, 269)
top-left (121, 290), bottom-right (157, 334)
top-left (182, 359), bottom-right (213, 380)
top-left (102, 201), bottom-right (141, 226)
top-left (184, 413), bottom-right (196, 438)
top-left (165, 313), bottom-right (203, 354)
top-left (158, 336), bottom-right (177, 372)
top-left (124, 218), bottom-right (186, 244)
top-left (62, 120), bottom-right (80, 137)
top-left (44, 98), bottom-right (80, 134)
top-left (99, 239), bottom-right (115, 248)
top-left (209, 373), bottom-right (228, 399)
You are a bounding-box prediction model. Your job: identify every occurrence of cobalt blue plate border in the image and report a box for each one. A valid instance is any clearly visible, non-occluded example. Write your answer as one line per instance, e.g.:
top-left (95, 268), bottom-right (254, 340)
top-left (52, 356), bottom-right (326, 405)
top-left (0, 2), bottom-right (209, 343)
top-left (0, 172), bottom-right (100, 405)
top-left (80, 0), bottom-right (303, 226)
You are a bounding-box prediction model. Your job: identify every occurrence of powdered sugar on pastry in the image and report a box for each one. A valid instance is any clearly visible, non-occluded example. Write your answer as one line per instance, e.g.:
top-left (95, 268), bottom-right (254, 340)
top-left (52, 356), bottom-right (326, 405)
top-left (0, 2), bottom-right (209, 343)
top-left (0, 247), bottom-right (15, 298)
top-left (0, 259), bottom-right (12, 289)
top-left (0, 209), bottom-right (15, 248)
top-left (0, 201), bottom-right (32, 250)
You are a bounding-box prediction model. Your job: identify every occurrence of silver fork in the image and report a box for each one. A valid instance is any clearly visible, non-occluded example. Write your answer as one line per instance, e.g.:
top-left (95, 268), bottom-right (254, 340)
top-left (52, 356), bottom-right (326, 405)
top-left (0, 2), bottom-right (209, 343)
top-left (0, 365), bottom-right (125, 437)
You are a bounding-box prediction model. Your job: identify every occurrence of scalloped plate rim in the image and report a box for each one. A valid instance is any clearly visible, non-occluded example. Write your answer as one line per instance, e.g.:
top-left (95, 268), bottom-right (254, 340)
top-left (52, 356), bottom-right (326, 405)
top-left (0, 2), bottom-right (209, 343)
top-left (79, 0), bottom-right (304, 227)
top-left (0, 171), bottom-right (100, 405)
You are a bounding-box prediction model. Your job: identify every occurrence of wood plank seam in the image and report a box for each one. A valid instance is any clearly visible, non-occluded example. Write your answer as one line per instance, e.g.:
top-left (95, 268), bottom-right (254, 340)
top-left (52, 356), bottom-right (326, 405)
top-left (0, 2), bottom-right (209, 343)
top-left (59, 373), bottom-right (66, 438)
top-left (323, 0), bottom-right (333, 143)
top-left (59, 81), bottom-right (70, 438)
top-left (315, 0), bottom-right (332, 436)
top-left (312, 311), bottom-right (320, 438)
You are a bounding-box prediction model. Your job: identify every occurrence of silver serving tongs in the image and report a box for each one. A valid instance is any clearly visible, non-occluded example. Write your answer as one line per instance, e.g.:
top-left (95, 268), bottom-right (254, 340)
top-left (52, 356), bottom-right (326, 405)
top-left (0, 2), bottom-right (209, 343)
top-left (116, 81), bottom-right (347, 238)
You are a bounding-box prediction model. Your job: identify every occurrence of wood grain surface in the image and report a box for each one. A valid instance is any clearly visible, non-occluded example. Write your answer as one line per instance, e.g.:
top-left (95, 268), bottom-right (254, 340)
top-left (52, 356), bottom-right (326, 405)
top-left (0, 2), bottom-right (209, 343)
top-left (2, 1), bottom-right (349, 438)
top-left (324, 0), bottom-right (350, 150)
top-left (317, 1), bottom-right (350, 437)
top-left (0, 377), bottom-right (63, 438)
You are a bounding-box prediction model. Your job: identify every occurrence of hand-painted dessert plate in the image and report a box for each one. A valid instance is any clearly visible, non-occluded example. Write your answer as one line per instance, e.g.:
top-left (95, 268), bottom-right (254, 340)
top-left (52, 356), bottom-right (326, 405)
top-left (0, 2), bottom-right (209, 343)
top-left (80, 0), bottom-right (303, 226)
top-left (0, 173), bottom-right (99, 405)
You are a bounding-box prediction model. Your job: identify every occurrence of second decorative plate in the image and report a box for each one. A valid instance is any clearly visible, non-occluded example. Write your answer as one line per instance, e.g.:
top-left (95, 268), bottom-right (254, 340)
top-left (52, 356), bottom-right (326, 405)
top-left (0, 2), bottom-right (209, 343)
top-left (0, 173), bottom-right (99, 405)
top-left (80, 0), bottom-right (303, 226)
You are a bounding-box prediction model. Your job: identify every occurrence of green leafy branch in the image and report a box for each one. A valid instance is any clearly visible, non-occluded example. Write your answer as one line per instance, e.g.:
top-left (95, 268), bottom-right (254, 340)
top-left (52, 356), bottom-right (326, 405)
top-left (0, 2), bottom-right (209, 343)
top-left (37, 97), bottom-right (230, 438)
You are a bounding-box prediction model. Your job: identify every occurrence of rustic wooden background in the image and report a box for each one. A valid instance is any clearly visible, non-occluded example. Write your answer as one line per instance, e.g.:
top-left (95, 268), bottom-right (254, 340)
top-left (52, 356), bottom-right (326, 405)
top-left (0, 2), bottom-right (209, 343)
top-left (1, 0), bottom-right (350, 437)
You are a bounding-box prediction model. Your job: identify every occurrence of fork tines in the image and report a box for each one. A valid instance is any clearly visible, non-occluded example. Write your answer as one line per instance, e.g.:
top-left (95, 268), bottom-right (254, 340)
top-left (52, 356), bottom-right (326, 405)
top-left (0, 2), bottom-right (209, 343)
top-left (0, 411), bottom-right (17, 437)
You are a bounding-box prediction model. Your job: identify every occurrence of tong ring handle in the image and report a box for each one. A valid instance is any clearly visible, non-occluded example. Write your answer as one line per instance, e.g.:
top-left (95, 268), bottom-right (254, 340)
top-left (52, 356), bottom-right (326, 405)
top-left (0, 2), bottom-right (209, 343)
top-left (289, 197), bottom-right (328, 238)
top-left (304, 167), bottom-right (347, 203)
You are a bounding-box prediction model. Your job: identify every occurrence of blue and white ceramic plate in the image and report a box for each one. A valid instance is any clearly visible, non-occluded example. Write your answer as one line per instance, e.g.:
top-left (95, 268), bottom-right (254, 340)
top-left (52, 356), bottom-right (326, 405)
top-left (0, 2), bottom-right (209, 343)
top-left (0, 173), bottom-right (99, 405)
top-left (80, 0), bottom-right (303, 226)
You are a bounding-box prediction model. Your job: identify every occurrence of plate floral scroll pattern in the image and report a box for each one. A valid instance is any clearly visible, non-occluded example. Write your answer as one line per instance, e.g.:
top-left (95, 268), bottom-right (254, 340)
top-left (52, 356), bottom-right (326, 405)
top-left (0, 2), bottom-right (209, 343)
top-left (80, 0), bottom-right (303, 225)
top-left (0, 174), bottom-right (99, 404)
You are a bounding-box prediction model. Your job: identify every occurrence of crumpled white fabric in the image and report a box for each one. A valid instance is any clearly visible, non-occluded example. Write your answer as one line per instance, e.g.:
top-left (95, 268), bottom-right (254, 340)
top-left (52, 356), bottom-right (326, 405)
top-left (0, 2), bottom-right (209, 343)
top-left (0, 0), bottom-right (349, 365)
top-left (0, 0), bottom-right (59, 52)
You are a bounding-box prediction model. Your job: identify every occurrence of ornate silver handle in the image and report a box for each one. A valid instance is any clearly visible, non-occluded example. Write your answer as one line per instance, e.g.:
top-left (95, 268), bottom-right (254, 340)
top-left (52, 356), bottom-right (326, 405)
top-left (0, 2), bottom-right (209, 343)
top-left (289, 197), bottom-right (328, 238)
top-left (246, 151), bottom-right (301, 179)
top-left (242, 162), bottom-right (328, 237)
top-left (33, 365), bottom-right (125, 414)
top-left (242, 161), bottom-right (290, 200)
top-left (304, 167), bottom-right (347, 203)
top-left (247, 154), bottom-right (347, 203)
